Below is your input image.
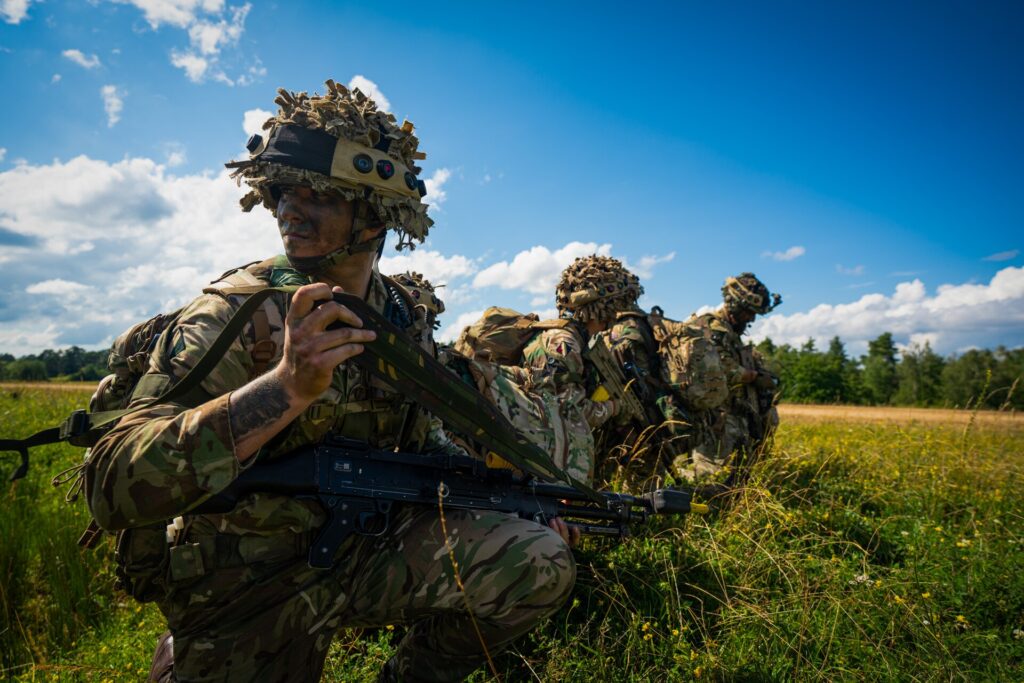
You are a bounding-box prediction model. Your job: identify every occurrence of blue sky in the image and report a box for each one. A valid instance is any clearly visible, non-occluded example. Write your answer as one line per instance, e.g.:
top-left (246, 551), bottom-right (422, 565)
top-left (1, 0), bottom-right (1022, 356)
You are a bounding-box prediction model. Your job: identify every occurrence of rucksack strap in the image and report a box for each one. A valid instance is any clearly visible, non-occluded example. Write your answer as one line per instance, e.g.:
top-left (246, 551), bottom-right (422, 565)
top-left (0, 286), bottom-right (299, 480)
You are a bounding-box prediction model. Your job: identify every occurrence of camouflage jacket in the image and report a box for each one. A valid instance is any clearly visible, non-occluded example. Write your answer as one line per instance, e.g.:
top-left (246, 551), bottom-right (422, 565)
top-left (608, 309), bottom-right (659, 379)
top-left (687, 309), bottom-right (759, 412)
top-left (520, 325), bottom-right (616, 430)
top-left (86, 256), bottom-right (460, 534)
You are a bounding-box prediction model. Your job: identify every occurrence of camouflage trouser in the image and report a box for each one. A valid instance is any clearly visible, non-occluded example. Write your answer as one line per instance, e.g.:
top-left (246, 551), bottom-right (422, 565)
top-left (159, 505), bottom-right (575, 682)
top-left (674, 413), bottom-right (749, 482)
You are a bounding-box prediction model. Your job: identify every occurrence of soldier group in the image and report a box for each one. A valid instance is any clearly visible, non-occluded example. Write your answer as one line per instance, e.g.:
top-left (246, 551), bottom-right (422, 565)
top-left (78, 80), bottom-right (782, 682)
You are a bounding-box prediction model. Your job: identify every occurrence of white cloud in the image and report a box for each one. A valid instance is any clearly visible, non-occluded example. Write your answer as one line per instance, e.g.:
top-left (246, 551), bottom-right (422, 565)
top-left (0, 154), bottom-right (281, 354)
top-left (164, 144), bottom-right (187, 167)
top-left (26, 279), bottom-right (92, 296)
top-left (983, 249), bottom-right (1019, 262)
top-left (378, 249), bottom-right (476, 284)
top-left (624, 251), bottom-right (675, 279)
top-left (111, 0), bottom-right (226, 29)
top-left (423, 168), bottom-right (451, 211)
top-left (170, 50), bottom-right (209, 82)
top-left (100, 85), bottom-right (124, 127)
top-left (62, 49), bottom-right (101, 69)
top-left (51, 73), bottom-right (62, 84)
top-left (242, 108), bottom-right (272, 138)
top-left (0, 148), bottom-right (5, 162)
top-left (437, 309), bottom-right (484, 344)
top-left (112, 0), bottom-right (256, 86)
top-left (472, 241), bottom-right (611, 295)
top-left (1, 0), bottom-right (33, 24)
top-left (750, 267), bottom-right (1024, 355)
top-left (187, 3), bottom-right (247, 54)
top-left (348, 75), bottom-right (390, 111)
top-left (836, 263), bottom-right (865, 276)
top-left (761, 245), bottom-right (805, 262)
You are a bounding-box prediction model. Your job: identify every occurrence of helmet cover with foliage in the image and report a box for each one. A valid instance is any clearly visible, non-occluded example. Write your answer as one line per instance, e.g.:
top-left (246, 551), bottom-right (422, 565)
top-left (555, 255), bottom-right (644, 322)
top-left (392, 271), bottom-right (445, 329)
top-left (721, 272), bottom-right (781, 315)
top-left (226, 79), bottom-right (433, 266)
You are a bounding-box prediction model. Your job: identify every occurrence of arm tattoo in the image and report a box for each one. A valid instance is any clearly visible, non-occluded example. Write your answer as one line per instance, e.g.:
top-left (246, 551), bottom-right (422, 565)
top-left (230, 375), bottom-right (292, 438)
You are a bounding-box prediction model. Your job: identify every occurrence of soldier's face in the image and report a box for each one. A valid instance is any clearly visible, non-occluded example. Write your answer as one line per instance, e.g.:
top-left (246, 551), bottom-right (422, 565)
top-left (275, 185), bottom-right (356, 260)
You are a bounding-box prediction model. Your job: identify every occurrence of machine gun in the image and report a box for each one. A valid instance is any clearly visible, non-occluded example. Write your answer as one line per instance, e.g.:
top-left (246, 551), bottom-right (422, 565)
top-left (194, 435), bottom-right (707, 569)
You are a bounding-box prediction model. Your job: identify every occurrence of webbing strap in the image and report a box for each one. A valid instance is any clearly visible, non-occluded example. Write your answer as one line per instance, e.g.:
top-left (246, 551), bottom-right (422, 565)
top-left (0, 286), bottom-right (298, 475)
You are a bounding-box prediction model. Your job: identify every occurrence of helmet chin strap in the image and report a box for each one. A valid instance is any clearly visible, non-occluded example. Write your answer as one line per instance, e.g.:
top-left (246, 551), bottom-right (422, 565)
top-left (287, 201), bottom-right (386, 275)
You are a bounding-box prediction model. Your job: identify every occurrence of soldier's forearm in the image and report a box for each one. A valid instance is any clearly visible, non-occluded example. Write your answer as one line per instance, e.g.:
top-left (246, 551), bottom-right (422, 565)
top-left (228, 368), bottom-right (309, 463)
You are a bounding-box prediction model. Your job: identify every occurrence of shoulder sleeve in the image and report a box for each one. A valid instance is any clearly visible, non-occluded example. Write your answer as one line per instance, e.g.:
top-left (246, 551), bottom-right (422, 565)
top-left (85, 292), bottom-right (274, 530)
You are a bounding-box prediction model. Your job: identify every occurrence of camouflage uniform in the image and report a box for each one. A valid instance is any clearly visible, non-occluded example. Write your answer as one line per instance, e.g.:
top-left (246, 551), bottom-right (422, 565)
top-left (87, 259), bottom-right (575, 682)
top-left (675, 273), bottom-right (781, 483)
top-left (86, 81), bottom-right (575, 683)
top-left (603, 308), bottom-right (690, 481)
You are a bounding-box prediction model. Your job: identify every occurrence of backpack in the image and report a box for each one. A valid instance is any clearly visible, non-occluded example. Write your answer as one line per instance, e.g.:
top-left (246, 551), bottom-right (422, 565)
top-left (647, 308), bottom-right (729, 411)
top-left (453, 307), bottom-right (570, 364)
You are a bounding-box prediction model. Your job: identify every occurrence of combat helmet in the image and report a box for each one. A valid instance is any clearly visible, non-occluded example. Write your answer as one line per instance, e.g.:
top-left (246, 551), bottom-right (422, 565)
top-left (391, 271), bottom-right (445, 329)
top-left (555, 255), bottom-right (643, 322)
top-left (721, 272), bottom-right (781, 315)
top-left (226, 79), bottom-right (432, 274)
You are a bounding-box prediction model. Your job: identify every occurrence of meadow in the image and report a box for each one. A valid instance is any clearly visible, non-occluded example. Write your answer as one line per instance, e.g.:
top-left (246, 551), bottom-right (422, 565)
top-left (1, 384), bottom-right (1021, 681)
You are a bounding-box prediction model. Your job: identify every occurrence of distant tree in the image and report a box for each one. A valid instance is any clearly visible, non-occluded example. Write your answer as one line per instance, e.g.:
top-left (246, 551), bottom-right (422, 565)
top-left (894, 342), bottom-right (945, 406)
top-left (863, 332), bottom-right (899, 405)
top-left (5, 360), bottom-right (48, 381)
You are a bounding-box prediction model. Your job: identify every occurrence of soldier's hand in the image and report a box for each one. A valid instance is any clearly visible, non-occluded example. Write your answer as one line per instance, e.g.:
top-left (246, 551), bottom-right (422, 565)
top-left (276, 283), bottom-right (376, 402)
top-left (739, 369), bottom-right (759, 384)
top-left (548, 516), bottom-right (581, 548)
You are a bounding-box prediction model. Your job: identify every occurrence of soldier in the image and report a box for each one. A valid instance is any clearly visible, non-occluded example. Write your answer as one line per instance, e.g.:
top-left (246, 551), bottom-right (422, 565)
top-left (85, 80), bottom-right (576, 683)
top-left (675, 272), bottom-right (781, 484)
top-left (602, 302), bottom-right (691, 484)
top-left (515, 255), bottom-right (649, 484)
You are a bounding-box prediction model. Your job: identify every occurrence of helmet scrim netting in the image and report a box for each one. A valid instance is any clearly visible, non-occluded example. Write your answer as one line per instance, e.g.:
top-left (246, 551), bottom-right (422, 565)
top-left (721, 272), bottom-right (781, 314)
top-left (227, 79), bottom-right (432, 251)
top-left (555, 255), bottom-right (644, 322)
top-left (392, 271), bottom-right (446, 329)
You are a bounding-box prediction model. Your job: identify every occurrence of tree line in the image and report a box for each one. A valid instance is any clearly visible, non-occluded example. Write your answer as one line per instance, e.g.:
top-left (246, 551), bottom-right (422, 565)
top-left (2, 334), bottom-right (1022, 410)
top-left (756, 333), bottom-right (1023, 410)
top-left (0, 347), bottom-right (108, 382)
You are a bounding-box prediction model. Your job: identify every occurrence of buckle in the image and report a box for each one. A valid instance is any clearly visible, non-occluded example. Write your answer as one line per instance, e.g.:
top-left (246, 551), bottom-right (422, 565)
top-left (59, 409), bottom-right (91, 441)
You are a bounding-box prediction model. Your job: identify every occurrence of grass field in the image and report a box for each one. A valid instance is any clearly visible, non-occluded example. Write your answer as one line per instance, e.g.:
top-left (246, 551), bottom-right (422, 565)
top-left (1, 385), bottom-right (1022, 681)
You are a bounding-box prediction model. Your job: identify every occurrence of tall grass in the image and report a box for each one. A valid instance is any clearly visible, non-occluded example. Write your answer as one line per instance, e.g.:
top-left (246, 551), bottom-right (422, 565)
top-left (2, 387), bottom-right (1022, 680)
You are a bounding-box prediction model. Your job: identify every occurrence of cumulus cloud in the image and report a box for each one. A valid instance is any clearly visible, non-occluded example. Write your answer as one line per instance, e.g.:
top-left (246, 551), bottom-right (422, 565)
top-left (836, 263), bottom-right (865, 276)
top-left (163, 143), bottom-right (187, 167)
top-left (473, 241), bottom-right (612, 295)
top-left (0, 148), bottom-right (5, 162)
top-left (112, 0), bottom-right (257, 86)
top-left (750, 267), bottom-right (1024, 355)
top-left (1, 0), bottom-right (34, 24)
top-left (423, 168), bottom-right (451, 211)
top-left (624, 252), bottom-right (676, 279)
top-left (170, 51), bottom-right (208, 82)
top-left (348, 75), bottom-right (390, 111)
top-left (100, 85), bottom-right (124, 127)
top-left (242, 108), bottom-right (272, 138)
top-left (437, 309), bottom-right (484, 344)
top-left (0, 154), bottom-right (280, 354)
top-left (26, 279), bottom-right (92, 296)
top-left (62, 49), bottom-right (101, 69)
top-left (983, 249), bottom-right (1019, 262)
top-left (761, 245), bottom-right (805, 262)
top-left (112, 0), bottom-right (220, 28)
top-left (378, 249), bottom-right (476, 284)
